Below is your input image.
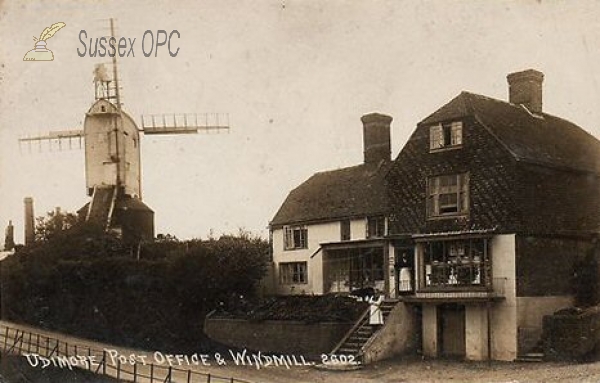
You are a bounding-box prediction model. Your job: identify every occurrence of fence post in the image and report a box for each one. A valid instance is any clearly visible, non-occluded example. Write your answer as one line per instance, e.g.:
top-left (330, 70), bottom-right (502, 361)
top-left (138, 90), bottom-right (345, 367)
top-left (46, 337), bottom-right (49, 357)
top-left (187, 369), bottom-right (191, 383)
top-left (167, 366), bottom-right (172, 383)
top-left (3, 327), bottom-right (8, 352)
top-left (18, 331), bottom-right (23, 353)
top-left (103, 350), bottom-right (107, 375)
top-left (207, 373), bottom-right (211, 383)
top-left (133, 362), bottom-right (137, 383)
top-left (12, 330), bottom-right (18, 353)
top-left (150, 364), bottom-right (154, 383)
top-left (36, 334), bottom-right (40, 354)
top-left (117, 359), bottom-right (121, 381)
top-left (65, 341), bottom-right (69, 358)
top-left (27, 332), bottom-right (32, 353)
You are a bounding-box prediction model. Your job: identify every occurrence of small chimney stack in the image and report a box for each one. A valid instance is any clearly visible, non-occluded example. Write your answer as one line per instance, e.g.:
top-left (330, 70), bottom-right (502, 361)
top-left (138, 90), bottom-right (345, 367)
top-left (361, 113), bottom-right (392, 165)
top-left (507, 69), bottom-right (544, 113)
top-left (4, 221), bottom-right (14, 251)
top-left (24, 197), bottom-right (35, 245)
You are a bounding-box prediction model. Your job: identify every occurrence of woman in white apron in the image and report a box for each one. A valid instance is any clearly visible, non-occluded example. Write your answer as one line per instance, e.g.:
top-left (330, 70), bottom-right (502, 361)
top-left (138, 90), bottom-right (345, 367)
top-left (369, 294), bottom-right (384, 325)
top-left (398, 253), bottom-right (413, 292)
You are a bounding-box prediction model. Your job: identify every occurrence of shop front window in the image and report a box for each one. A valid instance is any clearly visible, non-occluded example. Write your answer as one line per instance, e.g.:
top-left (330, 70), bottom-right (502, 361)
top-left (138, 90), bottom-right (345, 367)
top-left (422, 238), bottom-right (490, 288)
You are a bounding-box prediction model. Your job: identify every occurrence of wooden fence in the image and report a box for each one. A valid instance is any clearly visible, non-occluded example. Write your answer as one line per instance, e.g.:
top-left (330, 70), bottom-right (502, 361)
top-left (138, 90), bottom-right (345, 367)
top-left (0, 323), bottom-right (255, 383)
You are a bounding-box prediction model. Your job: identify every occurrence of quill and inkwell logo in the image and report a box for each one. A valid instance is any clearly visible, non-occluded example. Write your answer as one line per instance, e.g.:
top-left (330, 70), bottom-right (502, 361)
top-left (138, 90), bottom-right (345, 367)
top-left (23, 22), bottom-right (66, 61)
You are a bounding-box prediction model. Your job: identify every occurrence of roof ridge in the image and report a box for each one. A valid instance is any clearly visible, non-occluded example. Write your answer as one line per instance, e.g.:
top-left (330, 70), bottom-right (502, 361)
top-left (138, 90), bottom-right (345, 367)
top-left (461, 90), bottom-right (527, 112)
top-left (312, 163), bottom-right (365, 176)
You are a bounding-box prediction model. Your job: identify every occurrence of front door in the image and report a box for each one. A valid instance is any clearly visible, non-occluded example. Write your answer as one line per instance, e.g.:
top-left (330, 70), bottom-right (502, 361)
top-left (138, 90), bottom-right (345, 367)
top-left (439, 304), bottom-right (466, 358)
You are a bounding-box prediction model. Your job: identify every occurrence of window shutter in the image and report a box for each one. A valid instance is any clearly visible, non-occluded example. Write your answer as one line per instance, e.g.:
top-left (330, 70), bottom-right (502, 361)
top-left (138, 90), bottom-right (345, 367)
top-left (430, 124), bottom-right (443, 149)
top-left (451, 122), bottom-right (463, 145)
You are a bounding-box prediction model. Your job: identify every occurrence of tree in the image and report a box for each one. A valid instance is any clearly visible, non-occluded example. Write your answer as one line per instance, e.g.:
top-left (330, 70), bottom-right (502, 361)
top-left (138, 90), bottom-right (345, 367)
top-left (3, 227), bottom-right (270, 353)
top-left (35, 208), bottom-right (79, 242)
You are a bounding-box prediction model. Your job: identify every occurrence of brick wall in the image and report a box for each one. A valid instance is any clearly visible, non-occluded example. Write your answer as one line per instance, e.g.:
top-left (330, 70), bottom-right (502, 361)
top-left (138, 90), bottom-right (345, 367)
top-left (543, 306), bottom-right (600, 361)
top-left (204, 317), bottom-right (353, 357)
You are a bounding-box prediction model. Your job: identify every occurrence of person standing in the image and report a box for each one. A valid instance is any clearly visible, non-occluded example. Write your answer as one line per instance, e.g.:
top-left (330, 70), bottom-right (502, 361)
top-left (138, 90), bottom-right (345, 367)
top-left (398, 253), bottom-right (413, 292)
top-left (368, 294), bottom-right (384, 325)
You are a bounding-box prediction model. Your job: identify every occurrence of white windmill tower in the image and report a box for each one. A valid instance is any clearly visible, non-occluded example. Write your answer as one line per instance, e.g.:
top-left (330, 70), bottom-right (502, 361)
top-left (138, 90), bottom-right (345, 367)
top-left (19, 19), bottom-right (229, 243)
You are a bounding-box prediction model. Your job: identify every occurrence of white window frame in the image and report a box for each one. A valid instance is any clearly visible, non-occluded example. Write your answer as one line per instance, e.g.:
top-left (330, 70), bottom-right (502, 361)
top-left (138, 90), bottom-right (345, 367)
top-left (427, 173), bottom-right (469, 218)
top-left (280, 262), bottom-right (308, 285)
top-left (283, 225), bottom-right (308, 250)
top-left (430, 121), bottom-right (463, 151)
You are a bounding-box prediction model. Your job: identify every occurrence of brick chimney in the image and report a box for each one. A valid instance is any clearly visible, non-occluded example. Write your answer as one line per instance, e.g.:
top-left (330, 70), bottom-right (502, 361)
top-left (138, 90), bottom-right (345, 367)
top-left (361, 113), bottom-right (392, 165)
top-left (4, 221), bottom-right (14, 251)
top-left (507, 69), bottom-right (544, 113)
top-left (24, 197), bottom-right (35, 245)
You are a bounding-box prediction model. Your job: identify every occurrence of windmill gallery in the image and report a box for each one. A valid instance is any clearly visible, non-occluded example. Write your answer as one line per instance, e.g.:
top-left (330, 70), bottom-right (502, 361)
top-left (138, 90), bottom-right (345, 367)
top-left (77, 29), bottom-right (181, 58)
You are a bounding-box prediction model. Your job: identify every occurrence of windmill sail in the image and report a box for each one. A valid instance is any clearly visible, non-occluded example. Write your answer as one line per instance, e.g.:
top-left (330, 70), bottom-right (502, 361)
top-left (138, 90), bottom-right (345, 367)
top-left (141, 113), bottom-right (230, 135)
top-left (19, 129), bottom-right (84, 152)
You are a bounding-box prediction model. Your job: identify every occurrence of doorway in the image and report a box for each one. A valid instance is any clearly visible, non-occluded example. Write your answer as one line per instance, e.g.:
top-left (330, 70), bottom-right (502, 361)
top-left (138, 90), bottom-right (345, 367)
top-left (438, 304), bottom-right (466, 358)
top-left (395, 247), bottom-right (415, 294)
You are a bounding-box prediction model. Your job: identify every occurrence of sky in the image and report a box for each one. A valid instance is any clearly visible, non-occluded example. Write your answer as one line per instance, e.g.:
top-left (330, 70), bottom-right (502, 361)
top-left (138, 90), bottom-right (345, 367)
top-left (1, 0), bottom-right (600, 243)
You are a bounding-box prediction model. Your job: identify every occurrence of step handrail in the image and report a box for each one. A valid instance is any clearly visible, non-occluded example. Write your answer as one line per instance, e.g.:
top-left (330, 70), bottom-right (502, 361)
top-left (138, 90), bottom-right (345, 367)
top-left (330, 305), bottom-right (371, 355)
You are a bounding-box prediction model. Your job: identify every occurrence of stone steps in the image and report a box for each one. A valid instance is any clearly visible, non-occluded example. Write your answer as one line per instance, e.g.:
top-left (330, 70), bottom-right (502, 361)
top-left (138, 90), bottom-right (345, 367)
top-left (516, 352), bottom-right (544, 362)
top-left (331, 300), bottom-right (398, 359)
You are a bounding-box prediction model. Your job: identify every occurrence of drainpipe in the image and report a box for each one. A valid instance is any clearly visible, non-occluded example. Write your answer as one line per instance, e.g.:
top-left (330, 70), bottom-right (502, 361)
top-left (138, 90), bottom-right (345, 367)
top-left (487, 301), bottom-right (492, 361)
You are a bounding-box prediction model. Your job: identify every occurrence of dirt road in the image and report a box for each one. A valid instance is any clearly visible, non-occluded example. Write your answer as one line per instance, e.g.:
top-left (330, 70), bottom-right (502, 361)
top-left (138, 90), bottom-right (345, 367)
top-left (2, 320), bottom-right (600, 383)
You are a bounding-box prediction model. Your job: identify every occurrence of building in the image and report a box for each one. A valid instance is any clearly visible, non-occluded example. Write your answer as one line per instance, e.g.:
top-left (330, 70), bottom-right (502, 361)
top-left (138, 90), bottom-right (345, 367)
top-left (269, 113), bottom-right (394, 296)
top-left (269, 69), bottom-right (600, 362)
top-left (76, 99), bottom-right (154, 243)
top-left (386, 69), bottom-right (600, 360)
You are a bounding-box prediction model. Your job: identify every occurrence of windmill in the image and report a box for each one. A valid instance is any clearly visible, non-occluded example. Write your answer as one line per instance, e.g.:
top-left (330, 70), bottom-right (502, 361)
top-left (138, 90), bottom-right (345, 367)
top-left (19, 19), bottom-right (229, 243)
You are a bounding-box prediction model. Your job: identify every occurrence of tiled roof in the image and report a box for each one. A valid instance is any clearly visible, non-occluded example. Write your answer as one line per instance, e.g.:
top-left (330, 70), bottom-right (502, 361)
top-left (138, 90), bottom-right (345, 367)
top-left (270, 161), bottom-right (390, 226)
top-left (420, 91), bottom-right (600, 173)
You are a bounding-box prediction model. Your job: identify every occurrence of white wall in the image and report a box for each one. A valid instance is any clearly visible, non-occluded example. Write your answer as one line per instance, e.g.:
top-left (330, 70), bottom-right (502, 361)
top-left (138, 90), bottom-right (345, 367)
top-left (84, 100), bottom-right (141, 197)
top-left (350, 219), bottom-right (367, 240)
top-left (490, 234), bottom-right (517, 361)
top-left (272, 218), bottom-right (369, 295)
top-left (422, 304), bottom-right (438, 357)
top-left (465, 305), bottom-right (489, 360)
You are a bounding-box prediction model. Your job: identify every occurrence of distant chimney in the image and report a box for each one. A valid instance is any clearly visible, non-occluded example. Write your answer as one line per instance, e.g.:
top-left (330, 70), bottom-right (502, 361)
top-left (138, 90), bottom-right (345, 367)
top-left (4, 221), bottom-right (14, 251)
top-left (361, 113), bottom-right (392, 165)
top-left (24, 197), bottom-right (35, 245)
top-left (507, 69), bottom-right (544, 113)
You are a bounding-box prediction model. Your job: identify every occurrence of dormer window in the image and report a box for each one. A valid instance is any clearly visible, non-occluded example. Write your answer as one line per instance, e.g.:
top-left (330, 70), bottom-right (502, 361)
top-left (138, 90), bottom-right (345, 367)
top-left (430, 121), bottom-right (463, 151)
